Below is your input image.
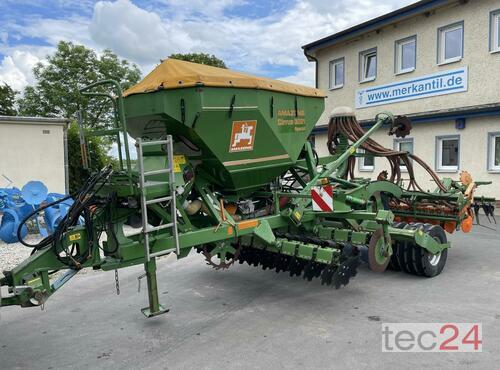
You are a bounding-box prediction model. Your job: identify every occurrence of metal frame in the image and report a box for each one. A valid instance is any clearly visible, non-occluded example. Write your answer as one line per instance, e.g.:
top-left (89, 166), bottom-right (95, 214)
top-left (136, 136), bottom-right (180, 261)
top-left (393, 137), bottom-right (414, 173)
top-left (487, 131), bottom-right (500, 172)
top-left (437, 20), bottom-right (464, 65)
top-left (435, 134), bottom-right (460, 173)
top-left (490, 9), bottom-right (500, 53)
top-left (1, 84), bottom-right (493, 316)
top-left (359, 47), bottom-right (378, 83)
top-left (358, 148), bottom-right (375, 172)
top-left (329, 57), bottom-right (345, 90)
top-left (394, 35), bottom-right (417, 75)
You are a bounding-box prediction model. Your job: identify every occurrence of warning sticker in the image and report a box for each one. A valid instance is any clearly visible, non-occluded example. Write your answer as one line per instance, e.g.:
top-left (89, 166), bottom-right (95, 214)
top-left (173, 155), bottom-right (186, 172)
top-left (69, 233), bottom-right (81, 242)
top-left (311, 185), bottom-right (334, 212)
top-left (229, 120), bottom-right (257, 152)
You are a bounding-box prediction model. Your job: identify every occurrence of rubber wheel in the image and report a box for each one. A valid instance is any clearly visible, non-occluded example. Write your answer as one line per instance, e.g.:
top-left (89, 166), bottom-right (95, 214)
top-left (398, 223), bottom-right (419, 275)
top-left (388, 222), bottom-right (405, 271)
top-left (412, 224), bottom-right (448, 277)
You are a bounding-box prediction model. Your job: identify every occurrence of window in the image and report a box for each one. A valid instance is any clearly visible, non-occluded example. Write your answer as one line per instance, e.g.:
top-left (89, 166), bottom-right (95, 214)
top-left (395, 36), bottom-right (416, 74)
top-left (438, 22), bottom-right (464, 64)
top-left (394, 138), bottom-right (413, 172)
top-left (436, 136), bottom-right (460, 172)
top-left (329, 58), bottom-right (344, 89)
top-left (488, 132), bottom-right (500, 171)
top-left (358, 148), bottom-right (374, 171)
top-left (491, 10), bottom-right (500, 53)
top-left (359, 48), bottom-right (377, 82)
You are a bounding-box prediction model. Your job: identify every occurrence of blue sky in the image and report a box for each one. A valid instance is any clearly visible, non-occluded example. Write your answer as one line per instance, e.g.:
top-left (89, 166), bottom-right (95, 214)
top-left (0, 0), bottom-right (414, 91)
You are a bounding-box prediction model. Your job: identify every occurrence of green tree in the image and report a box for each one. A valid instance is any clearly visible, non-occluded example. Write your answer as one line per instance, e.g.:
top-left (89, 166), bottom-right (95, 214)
top-left (168, 52), bottom-right (227, 68)
top-left (18, 41), bottom-right (141, 130)
top-left (17, 41), bottom-right (141, 193)
top-left (66, 123), bottom-right (109, 193)
top-left (0, 83), bottom-right (18, 115)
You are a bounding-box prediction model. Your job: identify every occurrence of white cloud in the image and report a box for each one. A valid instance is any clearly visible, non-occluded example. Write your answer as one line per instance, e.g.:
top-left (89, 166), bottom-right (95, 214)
top-left (1, 0), bottom-right (417, 90)
top-left (90, 0), bottom-right (197, 64)
top-left (88, 0), bottom-right (415, 86)
top-left (159, 0), bottom-right (245, 18)
top-left (9, 16), bottom-right (93, 48)
top-left (0, 50), bottom-right (40, 90)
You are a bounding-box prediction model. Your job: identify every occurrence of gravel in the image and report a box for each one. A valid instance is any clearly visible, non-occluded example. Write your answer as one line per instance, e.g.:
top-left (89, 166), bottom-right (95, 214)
top-left (0, 236), bottom-right (39, 277)
top-left (0, 214), bottom-right (41, 277)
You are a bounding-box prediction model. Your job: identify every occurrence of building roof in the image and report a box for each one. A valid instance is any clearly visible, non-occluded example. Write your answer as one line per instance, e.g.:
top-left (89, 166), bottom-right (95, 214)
top-left (0, 116), bottom-right (70, 127)
top-left (303, 0), bottom-right (453, 55)
top-left (124, 58), bottom-right (326, 98)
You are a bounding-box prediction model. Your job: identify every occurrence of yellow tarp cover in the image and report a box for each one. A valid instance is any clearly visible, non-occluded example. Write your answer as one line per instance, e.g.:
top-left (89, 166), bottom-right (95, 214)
top-left (123, 58), bottom-right (326, 98)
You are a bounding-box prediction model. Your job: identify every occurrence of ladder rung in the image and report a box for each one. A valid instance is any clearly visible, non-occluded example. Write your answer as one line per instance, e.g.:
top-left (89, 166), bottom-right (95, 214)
top-left (141, 139), bottom-right (170, 147)
top-left (150, 248), bottom-right (176, 258)
top-left (144, 181), bottom-right (169, 187)
top-left (144, 168), bottom-right (171, 176)
top-left (146, 196), bottom-right (172, 205)
top-left (145, 223), bottom-right (173, 233)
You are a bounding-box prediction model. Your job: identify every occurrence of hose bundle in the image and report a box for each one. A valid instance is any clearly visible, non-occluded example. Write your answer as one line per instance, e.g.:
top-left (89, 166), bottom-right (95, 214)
top-left (16, 166), bottom-right (114, 268)
top-left (327, 114), bottom-right (447, 192)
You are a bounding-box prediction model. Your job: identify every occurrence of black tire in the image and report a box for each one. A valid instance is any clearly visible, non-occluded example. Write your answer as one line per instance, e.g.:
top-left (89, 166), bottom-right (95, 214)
top-left (412, 224), bottom-right (448, 277)
top-left (388, 222), bottom-right (405, 271)
top-left (399, 223), bottom-right (420, 275)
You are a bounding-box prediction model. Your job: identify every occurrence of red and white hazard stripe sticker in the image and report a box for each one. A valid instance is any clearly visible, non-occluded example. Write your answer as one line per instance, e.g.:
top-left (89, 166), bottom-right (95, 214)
top-left (311, 185), bottom-right (333, 212)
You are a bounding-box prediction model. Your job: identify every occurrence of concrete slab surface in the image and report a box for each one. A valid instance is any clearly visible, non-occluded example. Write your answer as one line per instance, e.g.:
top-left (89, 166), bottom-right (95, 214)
top-left (1, 220), bottom-right (499, 369)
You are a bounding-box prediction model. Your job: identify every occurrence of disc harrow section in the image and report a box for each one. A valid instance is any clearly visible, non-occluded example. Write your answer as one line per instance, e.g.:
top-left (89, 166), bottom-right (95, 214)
top-left (197, 233), bottom-right (362, 289)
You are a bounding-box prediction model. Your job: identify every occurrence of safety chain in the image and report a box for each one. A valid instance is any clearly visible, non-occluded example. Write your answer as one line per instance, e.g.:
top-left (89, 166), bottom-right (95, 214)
top-left (115, 269), bottom-right (120, 295)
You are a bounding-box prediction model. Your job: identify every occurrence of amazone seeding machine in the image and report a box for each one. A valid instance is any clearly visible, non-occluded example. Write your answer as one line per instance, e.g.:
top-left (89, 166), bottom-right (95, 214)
top-left (0, 59), bottom-right (495, 317)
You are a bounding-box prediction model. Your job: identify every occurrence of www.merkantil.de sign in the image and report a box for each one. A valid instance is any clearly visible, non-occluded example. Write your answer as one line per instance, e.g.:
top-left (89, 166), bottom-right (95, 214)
top-left (355, 67), bottom-right (468, 109)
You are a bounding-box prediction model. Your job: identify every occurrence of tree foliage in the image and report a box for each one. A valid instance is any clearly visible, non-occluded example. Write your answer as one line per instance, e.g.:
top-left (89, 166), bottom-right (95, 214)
top-left (66, 123), bottom-right (109, 193)
top-left (16, 41), bottom-right (141, 193)
top-left (18, 41), bottom-right (141, 130)
top-left (0, 83), bottom-right (18, 116)
top-left (168, 52), bottom-right (227, 68)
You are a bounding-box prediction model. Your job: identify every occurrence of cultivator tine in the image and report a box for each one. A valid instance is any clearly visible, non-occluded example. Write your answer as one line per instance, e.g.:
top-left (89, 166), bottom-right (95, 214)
top-left (320, 265), bottom-right (336, 286)
top-left (260, 250), bottom-right (276, 270)
top-left (288, 257), bottom-right (305, 277)
top-left (303, 262), bottom-right (323, 281)
top-left (274, 254), bottom-right (291, 273)
top-left (332, 256), bottom-right (361, 289)
top-left (483, 203), bottom-right (496, 224)
top-left (473, 203), bottom-right (481, 224)
top-left (303, 261), bottom-right (315, 281)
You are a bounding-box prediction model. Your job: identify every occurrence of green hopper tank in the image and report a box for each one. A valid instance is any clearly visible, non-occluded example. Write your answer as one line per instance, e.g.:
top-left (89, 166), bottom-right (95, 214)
top-left (124, 59), bottom-right (325, 195)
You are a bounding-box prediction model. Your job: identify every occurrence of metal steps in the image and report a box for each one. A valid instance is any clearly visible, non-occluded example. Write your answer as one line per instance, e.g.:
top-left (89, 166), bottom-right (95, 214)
top-left (136, 136), bottom-right (180, 262)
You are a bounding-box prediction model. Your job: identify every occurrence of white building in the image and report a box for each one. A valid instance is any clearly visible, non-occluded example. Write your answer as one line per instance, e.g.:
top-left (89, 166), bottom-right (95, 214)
top-left (303, 0), bottom-right (500, 203)
top-left (0, 116), bottom-right (69, 193)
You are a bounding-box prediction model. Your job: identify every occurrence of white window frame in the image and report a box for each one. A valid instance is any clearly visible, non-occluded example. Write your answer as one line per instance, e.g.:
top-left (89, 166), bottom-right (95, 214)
top-left (359, 48), bottom-right (377, 83)
top-left (358, 148), bottom-right (374, 172)
top-left (394, 138), bottom-right (414, 172)
top-left (487, 132), bottom-right (500, 172)
top-left (395, 36), bottom-right (416, 75)
top-left (490, 10), bottom-right (500, 53)
top-left (437, 22), bottom-right (464, 65)
top-left (435, 135), bottom-right (460, 172)
top-left (329, 58), bottom-right (345, 90)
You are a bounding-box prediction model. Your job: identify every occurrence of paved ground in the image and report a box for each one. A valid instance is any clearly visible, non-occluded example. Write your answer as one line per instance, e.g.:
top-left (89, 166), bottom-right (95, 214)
top-left (1, 219), bottom-right (499, 369)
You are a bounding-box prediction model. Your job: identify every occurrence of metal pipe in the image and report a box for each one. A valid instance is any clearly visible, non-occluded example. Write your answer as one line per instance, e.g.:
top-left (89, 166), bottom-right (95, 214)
top-left (80, 80), bottom-right (133, 191)
top-left (299, 112), bottom-right (393, 196)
